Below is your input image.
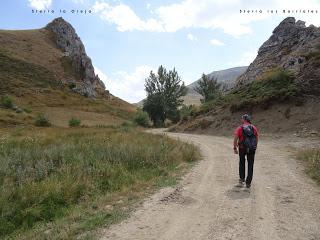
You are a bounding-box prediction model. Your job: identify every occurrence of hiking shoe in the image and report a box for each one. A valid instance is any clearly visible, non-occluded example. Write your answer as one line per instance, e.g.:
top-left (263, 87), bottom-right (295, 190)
top-left (237, 179), bottom-right (245, 187)
top-left (246, 183), bottom-right (251, 188)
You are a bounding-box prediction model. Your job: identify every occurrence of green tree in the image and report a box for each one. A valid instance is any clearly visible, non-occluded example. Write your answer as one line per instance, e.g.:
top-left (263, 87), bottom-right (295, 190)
top-left (143, 65), bottom-right (187, 127)
top-left (194, 74), bottom-right (221, 103)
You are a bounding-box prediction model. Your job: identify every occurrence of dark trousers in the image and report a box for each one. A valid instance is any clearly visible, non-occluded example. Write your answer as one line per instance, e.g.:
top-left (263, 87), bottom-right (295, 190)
top-left (239, 149), bottom-right (256, 185)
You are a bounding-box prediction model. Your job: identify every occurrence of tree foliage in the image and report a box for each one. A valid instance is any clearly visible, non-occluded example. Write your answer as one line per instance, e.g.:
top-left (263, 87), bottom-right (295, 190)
top-left (143, 65), bottom-right (187, 127)
top-left (194, 74), bottom-right (221, 103)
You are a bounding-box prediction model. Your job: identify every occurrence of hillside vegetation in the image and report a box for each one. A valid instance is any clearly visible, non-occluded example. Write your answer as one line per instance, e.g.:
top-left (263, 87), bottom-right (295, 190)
top-left (200, 69), bottom-right (298, 113)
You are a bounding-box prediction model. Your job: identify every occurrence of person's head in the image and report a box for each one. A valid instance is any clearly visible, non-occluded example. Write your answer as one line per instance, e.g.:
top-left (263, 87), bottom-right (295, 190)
top-left (241, 114), bottom-right (251, 124)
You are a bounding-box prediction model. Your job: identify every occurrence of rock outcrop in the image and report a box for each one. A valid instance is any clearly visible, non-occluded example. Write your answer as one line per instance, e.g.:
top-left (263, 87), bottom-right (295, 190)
top-left (46, 17), bottom-right (106, 97)
top-left (236, 17), bottom-right (320, 95)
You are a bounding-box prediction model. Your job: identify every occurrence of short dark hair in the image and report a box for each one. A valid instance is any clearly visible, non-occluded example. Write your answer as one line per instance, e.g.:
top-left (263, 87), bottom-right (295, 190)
top-left (242, 114), bottom-right (251, 123)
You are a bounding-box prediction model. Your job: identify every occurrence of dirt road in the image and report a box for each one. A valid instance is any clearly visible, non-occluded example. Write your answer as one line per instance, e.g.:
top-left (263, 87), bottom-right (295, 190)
top-left (101, 132), bottom-right (320, 240)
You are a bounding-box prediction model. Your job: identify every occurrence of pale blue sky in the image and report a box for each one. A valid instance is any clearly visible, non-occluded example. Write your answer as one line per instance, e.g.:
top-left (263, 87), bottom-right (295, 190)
top-left (1, 0), bottom-right (320, 103)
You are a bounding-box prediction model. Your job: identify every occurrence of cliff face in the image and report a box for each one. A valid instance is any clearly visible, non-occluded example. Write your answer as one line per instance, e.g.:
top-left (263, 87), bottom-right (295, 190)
top-left (236, 17), bottom-right (320, 95)
top-left (46, 17), bottom-right (106, 97)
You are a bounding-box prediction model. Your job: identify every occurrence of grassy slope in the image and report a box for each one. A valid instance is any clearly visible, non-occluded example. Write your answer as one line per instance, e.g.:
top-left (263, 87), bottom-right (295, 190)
top-left (199, 69), bottom-right (298, 114)
top-left (0, 29), bottom-right (135, 127)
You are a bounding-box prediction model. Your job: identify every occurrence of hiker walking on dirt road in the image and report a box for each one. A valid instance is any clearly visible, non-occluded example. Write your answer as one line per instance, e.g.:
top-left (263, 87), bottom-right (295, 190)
top-left (233, 114), bottom-right (259, 188)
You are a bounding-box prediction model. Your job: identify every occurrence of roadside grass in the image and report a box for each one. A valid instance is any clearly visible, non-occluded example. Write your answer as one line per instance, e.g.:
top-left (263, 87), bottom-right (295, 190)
top-left (297, 148), bottom-right (320, 185)
top-left (0, 127), bottom-right (200, 239)
top-left (199, 69), bottom-right (298, 114)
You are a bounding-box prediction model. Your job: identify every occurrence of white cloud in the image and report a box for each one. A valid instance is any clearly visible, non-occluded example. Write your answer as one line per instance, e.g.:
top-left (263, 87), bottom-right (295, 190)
top-left (94, 65), bottom-right (154, 103)
top-left (228, 49), bottom-right (257, 67)
top-left (187, 33), bottom-right (197, 41)
top-left (94, 66), bottom-right (110, 86)
top-left (146, 3), bottom-right (151, 10)
top-left (93, 2), bottom-right (164, 32)
top-left (93, 0), bottom-right (320, 37)
top-left (210, 38), bottom-right (225, 46)
top-left (28, 0), bottom-right (52, 10)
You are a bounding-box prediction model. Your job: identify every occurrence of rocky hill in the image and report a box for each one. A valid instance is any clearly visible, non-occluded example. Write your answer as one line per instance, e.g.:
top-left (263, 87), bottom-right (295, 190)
top-left (172, 17), bottom-right (320, 135)
top-left (0, 17), bottom-right (135, 127)
top-left (46, 17), bottom-right (106, 97)
top-left (237, 17), bottom-right (320, 95)
top-left (184, 66), bottom-right (247, 105)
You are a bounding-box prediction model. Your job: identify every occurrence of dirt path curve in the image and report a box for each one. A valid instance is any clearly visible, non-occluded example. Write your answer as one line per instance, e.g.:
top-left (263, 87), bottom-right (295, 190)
top-left (101, 131), bottom-right (320, 240)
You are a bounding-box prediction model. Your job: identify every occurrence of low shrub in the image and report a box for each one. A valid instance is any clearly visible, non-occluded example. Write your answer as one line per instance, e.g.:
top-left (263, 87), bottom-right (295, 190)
top-left (179, 104), bottom-right (198, 121)
top-left (133, 110), bottom-right (151, 127)
top-left (1, 95), bottom-right (13, 109)
top-left (68, 118), bottom-right (81, 127)
top-left (297, 148), bottom-right (320, 185)
top-left (34, 113), bottom-right (51, 127)
top-left (121, 121), bottom-right (136, 132)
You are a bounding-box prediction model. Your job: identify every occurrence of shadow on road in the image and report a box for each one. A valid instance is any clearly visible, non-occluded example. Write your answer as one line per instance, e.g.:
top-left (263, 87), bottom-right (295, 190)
top-left (225, 185), bottom-right (251, 200)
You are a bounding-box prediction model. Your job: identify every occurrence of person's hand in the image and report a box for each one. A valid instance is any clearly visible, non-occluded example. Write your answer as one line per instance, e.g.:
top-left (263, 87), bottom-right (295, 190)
top-left (234, 147), bottom-right (238, 154)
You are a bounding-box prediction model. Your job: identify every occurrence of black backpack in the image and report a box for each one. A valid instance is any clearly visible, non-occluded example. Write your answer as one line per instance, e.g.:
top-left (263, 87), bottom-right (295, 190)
top-left (242, 125), bottom-right (257, 153)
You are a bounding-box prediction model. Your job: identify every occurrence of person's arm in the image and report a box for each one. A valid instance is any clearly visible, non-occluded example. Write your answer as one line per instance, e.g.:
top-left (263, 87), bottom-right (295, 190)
top-left (254, 126), bottom-right (259, 145)
top-left (233, 135), bottom-right (239, 154)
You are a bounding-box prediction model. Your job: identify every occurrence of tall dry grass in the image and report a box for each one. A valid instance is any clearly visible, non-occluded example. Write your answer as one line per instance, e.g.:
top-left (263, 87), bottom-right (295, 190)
top-left (0, 127), bottom-right (199, 238)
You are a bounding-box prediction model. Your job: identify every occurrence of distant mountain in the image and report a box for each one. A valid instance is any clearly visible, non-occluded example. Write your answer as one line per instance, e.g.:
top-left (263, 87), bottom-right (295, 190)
top-left (183, 66), bottom-right (247, 105)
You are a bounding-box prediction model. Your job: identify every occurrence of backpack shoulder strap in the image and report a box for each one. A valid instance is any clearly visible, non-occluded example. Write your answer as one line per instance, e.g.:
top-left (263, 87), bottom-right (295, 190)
top-left (241, 124), bottom-right (246, 137)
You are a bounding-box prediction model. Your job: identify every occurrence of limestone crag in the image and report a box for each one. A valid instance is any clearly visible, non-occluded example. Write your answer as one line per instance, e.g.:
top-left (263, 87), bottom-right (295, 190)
top-left (46, 17), bottom-right (106, 97)
top-left (236, 17), bottom-right (320, 95)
